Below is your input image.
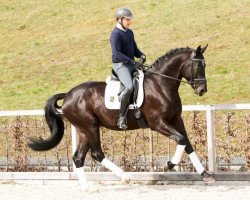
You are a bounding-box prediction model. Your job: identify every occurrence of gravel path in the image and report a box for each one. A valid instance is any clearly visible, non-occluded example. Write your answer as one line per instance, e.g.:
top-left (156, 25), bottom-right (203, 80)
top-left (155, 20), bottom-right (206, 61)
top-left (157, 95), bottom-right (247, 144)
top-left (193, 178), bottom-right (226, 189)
top-left (0, 180), bottom-right (249, 200)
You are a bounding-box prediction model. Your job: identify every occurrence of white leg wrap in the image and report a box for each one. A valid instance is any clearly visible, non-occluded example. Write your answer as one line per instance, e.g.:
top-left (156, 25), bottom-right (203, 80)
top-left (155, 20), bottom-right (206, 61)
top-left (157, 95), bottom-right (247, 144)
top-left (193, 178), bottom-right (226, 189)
top-left (101, 158), bottom-right (123, 178)
top-left (171, 145), bottom-right (186, 165)
top-left (189, 151), bottom-right (205, 174)
top-left (76, 167), bottom-right (90, 189)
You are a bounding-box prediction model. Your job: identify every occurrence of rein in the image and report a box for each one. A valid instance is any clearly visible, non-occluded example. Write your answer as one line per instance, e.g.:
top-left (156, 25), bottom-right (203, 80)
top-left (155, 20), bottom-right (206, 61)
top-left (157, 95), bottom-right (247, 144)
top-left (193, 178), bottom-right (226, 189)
top-left (141, 58), bottom-right (207, 87)
top-left (147, 70), bottom-right (191, 85)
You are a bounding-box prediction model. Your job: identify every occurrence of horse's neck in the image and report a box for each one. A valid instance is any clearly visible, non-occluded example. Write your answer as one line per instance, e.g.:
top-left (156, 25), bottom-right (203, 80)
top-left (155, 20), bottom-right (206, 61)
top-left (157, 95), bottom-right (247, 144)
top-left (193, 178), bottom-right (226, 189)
top-left (153, 55), bottom-right (185, 89)
top-left (159, 54), bottom-right (187, 77)
top-left (145, 52), bottom-right (191, 107)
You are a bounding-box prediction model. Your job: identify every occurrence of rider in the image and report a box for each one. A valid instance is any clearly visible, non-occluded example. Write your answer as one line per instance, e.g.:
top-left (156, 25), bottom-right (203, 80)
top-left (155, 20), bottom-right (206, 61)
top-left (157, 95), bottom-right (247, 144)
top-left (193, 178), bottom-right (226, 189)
top-left (110, 8), bottom-right (146, 130)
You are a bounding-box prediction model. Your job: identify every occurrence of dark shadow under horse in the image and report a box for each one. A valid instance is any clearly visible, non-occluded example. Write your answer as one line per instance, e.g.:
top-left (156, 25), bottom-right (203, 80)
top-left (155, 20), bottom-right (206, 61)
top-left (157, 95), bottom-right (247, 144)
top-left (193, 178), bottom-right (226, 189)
top-left (28, 45), bottom-right (215, 187)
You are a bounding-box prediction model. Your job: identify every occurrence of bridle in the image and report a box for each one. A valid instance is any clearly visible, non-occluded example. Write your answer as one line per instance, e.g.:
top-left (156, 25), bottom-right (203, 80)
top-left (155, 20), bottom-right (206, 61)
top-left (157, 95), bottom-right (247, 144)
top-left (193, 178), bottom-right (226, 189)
top-left (189, 57), bottom-right (207, 88)
top-left (143, 55), bottom-right (207, 87)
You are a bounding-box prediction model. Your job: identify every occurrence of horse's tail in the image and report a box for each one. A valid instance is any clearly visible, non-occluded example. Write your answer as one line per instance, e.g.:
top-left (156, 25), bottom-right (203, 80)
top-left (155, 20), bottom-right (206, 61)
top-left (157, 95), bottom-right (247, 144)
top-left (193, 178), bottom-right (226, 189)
top-left (28, 93), bottom-right (66, 151)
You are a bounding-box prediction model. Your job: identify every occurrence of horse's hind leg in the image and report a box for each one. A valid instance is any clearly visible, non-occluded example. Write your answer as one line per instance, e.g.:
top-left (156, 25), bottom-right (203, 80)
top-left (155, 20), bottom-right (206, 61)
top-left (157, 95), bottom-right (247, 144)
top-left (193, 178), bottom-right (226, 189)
top-left (71, 110), bottom-right (124, 180)
top-left (72, 131), bottom-right (93, 190)
top-left (72, 131), bottom-right (100, 192)
top-left (86, 126), bottom-right (124, 179)
top-left (73, 131), bottom-right (90, 168)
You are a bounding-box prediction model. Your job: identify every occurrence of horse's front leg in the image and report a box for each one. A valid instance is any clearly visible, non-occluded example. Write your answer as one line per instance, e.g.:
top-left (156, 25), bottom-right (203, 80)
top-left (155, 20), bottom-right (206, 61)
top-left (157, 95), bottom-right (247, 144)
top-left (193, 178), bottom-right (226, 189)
top-left (151, 117), bottom-right (215, 183)
top-left (169, 116), bottom-right (215, 183)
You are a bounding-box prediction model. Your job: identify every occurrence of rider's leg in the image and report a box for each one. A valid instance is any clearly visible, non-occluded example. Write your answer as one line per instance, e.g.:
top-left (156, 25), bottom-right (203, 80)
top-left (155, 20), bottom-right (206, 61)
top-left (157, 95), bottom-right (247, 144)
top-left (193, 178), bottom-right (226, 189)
top-left (113, 62), bottom-right (134, 129)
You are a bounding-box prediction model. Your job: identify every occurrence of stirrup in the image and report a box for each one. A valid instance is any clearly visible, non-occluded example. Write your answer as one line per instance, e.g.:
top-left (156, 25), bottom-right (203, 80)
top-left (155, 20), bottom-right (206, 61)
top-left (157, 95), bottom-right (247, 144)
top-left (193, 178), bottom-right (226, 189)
top-left (117, 116), bottom-right (128, 130)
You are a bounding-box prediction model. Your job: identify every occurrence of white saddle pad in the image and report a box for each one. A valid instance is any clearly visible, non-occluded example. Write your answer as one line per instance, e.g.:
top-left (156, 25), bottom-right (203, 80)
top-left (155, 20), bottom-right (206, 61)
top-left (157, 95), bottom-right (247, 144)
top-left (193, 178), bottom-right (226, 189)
top-left (104, 70), bottom-right (144, 109)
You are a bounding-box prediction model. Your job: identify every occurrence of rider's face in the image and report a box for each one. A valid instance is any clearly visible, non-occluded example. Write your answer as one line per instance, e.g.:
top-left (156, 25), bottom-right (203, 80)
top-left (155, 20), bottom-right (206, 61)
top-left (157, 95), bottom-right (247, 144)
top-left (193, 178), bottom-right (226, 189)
top-left (121, 17), bottom-right (132, 29)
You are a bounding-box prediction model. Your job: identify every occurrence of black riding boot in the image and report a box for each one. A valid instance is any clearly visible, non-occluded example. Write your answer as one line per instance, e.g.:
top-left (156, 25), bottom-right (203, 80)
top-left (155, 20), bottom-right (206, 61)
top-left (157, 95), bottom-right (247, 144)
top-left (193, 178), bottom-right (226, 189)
top-left (117, 90), bottom-right (131, 130)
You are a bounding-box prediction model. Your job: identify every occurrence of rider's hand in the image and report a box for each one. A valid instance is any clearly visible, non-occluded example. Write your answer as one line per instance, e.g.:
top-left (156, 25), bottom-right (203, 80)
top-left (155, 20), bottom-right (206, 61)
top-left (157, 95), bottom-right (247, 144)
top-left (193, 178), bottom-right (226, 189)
top-left (129, 59), bottom-right (143, 70)
top-left (140, 54), bottom-right (146, 64)
top-left (134, 61), bottom-right (144, 70)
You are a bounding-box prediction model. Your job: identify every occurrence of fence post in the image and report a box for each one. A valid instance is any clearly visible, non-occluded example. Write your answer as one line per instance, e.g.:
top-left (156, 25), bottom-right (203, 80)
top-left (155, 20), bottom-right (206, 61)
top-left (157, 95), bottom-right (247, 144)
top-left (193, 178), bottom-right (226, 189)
top-left (71, 125), bottom-right (78, 172)
top-left (149, 130), bottom-right (154, 171)
top-left (206, 105), bottom-right (217, 172)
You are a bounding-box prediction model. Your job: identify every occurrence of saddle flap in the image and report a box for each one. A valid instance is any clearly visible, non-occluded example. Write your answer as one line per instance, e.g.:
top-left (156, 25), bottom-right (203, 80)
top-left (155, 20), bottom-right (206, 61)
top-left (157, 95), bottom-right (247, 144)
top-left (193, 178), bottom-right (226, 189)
top-left (105, 70), bottom-right (145, 109)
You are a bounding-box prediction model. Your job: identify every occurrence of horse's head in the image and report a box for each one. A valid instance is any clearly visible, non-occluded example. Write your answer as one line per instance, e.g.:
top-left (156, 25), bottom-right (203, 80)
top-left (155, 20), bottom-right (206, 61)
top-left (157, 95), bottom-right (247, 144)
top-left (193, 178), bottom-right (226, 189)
top-left (185, 45), bottom-right (208, 96)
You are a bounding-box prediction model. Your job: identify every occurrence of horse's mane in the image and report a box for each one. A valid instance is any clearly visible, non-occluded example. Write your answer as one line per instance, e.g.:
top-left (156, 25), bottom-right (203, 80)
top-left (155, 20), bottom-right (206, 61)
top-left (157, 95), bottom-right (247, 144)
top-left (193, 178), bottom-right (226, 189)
top-left (151, 47), bottom-right (194, 68)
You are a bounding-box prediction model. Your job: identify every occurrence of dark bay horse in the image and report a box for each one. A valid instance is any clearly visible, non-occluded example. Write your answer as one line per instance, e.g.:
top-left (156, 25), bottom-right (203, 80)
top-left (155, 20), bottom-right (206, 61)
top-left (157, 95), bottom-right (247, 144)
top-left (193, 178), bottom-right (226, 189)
top-left (28, 45), bottom-right (215, 188)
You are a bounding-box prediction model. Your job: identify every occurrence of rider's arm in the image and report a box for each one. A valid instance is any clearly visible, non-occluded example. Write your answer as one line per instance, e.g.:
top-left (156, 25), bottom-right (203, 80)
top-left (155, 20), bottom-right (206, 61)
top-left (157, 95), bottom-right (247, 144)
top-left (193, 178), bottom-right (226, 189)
top-left (130, 30), bottom-right (143, 58)
top-left (133, 39), bottom-right (143, 58)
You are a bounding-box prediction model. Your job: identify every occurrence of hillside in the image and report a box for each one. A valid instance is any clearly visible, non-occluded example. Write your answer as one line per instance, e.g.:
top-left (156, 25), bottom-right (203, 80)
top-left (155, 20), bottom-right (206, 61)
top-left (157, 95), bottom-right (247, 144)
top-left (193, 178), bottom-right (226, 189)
top-left (0, 0), bottom-right (249, 110)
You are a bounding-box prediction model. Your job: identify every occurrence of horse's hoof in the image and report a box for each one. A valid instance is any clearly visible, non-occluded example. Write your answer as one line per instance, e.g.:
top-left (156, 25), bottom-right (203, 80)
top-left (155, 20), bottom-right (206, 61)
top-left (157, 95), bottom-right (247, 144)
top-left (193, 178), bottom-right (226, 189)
top-left (121, 174), bottom-right (132, 185)
top-left (201, 171), bottom-right (215, 184)
top-left (163, 161), bottom-right (175, 171)
top-left (163, 165), bottom-right (170, 172)
top-left (121, 179), bottom-right (130, 185)
top-left (203, 176), bottom-right (215, 184)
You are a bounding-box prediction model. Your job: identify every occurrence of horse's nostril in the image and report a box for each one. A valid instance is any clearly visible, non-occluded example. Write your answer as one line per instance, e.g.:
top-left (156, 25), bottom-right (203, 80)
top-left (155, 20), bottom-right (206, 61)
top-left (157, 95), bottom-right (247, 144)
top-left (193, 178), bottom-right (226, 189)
top-left (198, 88), bottom-right (206, 96)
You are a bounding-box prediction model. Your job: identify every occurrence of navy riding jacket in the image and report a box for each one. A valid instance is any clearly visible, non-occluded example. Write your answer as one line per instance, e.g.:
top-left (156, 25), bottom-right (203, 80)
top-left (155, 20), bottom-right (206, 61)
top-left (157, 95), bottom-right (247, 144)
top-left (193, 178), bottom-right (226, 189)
top-left (110, 27), bottom-right (143, 64)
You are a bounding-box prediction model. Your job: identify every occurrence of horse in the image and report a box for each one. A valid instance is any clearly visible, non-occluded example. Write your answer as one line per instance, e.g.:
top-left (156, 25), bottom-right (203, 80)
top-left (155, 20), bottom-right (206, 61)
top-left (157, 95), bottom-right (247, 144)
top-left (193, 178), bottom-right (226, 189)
top-left (28, 45), bottom-right (215, 190)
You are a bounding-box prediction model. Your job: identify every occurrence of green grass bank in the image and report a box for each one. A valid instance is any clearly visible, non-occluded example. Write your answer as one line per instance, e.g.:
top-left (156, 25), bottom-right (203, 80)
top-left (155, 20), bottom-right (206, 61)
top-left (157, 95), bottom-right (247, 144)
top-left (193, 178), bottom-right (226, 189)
top-left (0, 0), bottom-right (249, 110)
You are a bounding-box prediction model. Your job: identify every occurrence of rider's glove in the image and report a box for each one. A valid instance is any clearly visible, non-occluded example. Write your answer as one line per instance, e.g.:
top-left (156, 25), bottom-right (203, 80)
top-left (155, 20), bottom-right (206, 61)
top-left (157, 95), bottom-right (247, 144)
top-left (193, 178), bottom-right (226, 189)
top-left (140, 54), bottom-right (146, 64)
top-left (129, 59), bottom-right (143, 70)
top-left (134, 61), bottom-right (144, 70)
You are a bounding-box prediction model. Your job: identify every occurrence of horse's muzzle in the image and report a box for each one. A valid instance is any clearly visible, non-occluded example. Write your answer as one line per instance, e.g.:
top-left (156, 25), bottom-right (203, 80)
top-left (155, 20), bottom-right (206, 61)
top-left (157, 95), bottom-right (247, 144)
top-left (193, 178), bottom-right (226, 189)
top-left (195, 84), bottom-right (207, 96)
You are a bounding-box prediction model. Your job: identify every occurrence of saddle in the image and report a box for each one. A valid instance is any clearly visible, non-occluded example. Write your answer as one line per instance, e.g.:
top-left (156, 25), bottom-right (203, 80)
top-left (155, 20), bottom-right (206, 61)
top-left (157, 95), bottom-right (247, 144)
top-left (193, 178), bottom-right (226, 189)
top-left (105, 69), bottom-right (144, 109)
top-left (111, 69), bottom-right (140, 103)
top-left (105, 69), bottom-right (148, 128)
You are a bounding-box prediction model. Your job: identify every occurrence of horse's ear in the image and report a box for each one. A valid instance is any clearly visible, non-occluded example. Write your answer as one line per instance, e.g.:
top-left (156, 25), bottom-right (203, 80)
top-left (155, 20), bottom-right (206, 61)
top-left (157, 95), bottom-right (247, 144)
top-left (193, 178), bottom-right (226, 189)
top-left (195, 45), bottom-right (201, 55)
top-left (201, 44), bottom-right (208, 54)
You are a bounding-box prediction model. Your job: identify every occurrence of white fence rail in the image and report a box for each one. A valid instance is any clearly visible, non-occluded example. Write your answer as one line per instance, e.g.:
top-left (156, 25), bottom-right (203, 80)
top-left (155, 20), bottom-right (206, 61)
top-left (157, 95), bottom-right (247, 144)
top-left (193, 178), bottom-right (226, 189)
top-left (182, 104), bottom-right (250, 171)
top-left (0, 104), bottom-right (249, 172)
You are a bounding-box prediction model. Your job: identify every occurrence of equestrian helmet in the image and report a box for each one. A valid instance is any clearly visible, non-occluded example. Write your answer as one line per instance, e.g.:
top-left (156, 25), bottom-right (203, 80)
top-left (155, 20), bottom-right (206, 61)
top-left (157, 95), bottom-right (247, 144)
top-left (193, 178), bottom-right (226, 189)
top-left (115, 8), bottom-right (133, 20)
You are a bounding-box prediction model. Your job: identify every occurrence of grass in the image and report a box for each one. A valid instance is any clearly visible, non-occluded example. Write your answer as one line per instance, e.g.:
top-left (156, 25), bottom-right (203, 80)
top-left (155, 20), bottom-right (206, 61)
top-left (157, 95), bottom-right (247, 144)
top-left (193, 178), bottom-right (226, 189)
top-left (0, 0), bottom-right (249, 110)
